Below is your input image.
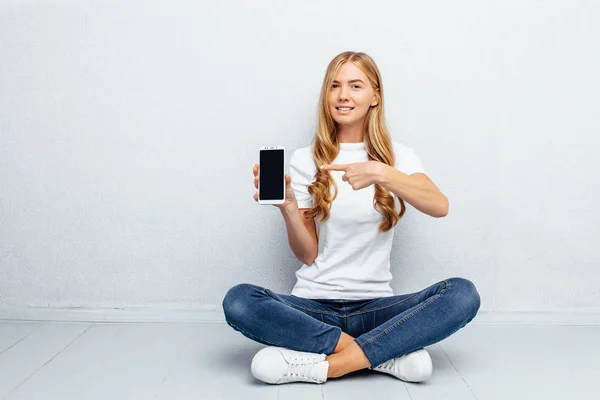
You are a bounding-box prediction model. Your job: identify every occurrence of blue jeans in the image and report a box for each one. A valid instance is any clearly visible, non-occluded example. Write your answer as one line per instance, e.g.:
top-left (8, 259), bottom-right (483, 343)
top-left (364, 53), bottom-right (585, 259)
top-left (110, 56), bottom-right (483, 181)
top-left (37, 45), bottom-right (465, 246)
top-left (222, 277), bottom-right (480, 368)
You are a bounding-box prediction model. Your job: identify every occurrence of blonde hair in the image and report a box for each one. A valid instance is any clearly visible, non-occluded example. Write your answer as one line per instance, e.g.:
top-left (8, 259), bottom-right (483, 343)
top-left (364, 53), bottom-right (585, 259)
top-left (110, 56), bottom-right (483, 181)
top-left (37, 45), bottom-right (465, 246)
top-left (306, 51), bottom-right (406, 232)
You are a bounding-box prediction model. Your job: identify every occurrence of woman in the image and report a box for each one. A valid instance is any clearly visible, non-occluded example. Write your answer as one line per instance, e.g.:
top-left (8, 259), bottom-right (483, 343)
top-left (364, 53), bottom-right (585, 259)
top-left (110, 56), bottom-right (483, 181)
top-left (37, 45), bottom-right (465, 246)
top-left (222, 51), bottom-right (481, 385)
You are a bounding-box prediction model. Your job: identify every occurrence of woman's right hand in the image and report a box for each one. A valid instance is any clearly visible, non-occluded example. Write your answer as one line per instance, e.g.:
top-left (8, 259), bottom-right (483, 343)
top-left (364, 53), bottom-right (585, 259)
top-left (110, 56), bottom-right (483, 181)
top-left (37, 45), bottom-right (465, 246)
top-left (253, 164), bottom-right (298, 210)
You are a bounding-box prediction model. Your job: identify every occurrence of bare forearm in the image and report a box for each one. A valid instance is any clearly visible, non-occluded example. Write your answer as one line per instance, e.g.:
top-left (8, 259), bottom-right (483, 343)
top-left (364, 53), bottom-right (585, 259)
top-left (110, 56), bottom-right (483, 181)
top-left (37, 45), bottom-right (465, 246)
top-left (379, 166), bottom-right (449, 218)
top-left (280, 204), bottom-right (318, 264)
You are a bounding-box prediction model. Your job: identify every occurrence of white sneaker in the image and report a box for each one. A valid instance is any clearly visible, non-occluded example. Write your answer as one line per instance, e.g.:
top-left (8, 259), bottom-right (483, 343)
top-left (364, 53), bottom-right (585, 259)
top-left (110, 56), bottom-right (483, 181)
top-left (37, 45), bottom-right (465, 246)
top-left (371, 348), bottom-right (433, 382)
top-left (250, 346), bottom-right (329, 384)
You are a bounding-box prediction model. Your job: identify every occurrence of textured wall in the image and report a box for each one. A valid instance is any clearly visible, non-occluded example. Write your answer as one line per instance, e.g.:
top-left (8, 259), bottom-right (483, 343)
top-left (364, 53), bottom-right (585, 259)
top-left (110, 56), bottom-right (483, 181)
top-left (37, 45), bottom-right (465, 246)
top-left (1, 0), bottom-right (599, 312)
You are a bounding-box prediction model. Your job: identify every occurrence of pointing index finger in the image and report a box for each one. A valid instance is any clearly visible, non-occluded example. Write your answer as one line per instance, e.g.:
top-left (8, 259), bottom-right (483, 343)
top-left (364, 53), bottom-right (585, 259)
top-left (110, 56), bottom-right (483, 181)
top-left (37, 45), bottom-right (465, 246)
top-left (320, 164), bottom-right (348, 171)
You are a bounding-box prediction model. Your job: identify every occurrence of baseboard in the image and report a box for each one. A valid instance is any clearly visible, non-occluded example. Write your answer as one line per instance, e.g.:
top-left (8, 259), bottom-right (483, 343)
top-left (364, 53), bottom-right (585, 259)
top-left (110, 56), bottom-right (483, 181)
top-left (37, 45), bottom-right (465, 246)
top-left (471, 311), bottom-right (600, 326)
top-left (1, 307), bottom-right (600, 326)
top-left (0, 306), bottom-right (225, 324)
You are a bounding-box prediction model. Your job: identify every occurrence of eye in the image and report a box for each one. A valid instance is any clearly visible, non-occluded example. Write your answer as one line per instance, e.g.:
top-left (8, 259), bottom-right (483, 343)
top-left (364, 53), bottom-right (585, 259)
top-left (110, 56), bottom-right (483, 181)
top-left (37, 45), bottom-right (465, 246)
top-left (331, 84), bottom-right (339, 88)
top-left (352, 85), bottom-right (361, 89)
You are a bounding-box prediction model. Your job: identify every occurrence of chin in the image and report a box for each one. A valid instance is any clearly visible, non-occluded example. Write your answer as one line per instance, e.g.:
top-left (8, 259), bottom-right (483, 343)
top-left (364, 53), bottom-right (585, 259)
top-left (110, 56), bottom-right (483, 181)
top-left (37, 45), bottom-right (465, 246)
top-left (333, 117), bottom-right (358, 126)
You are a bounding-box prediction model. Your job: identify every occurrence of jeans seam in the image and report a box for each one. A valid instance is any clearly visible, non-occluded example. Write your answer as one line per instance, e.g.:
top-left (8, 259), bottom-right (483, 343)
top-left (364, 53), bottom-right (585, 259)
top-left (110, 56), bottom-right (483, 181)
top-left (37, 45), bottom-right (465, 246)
top-left (262, 288), bottom-right (340, 316)
top-left (277, 297), bottom-right (340, 316)
top-left (359, 279), bottom-right (451, 348)
top-left (346, 293), bottom-right (421, 316)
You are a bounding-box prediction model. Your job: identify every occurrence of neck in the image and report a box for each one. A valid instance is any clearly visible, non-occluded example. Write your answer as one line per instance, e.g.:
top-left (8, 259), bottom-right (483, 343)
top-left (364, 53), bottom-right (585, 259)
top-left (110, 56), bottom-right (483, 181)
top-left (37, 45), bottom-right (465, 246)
top-left (336, 120), bottom-right (366, 143)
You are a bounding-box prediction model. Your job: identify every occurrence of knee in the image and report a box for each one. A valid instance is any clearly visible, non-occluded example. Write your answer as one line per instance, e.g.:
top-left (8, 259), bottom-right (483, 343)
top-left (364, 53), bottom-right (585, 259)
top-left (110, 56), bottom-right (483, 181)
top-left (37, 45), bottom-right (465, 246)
top-left (446, 277), bottom-right (481, 320)
top-left (222, 283), bottom-right (261, 325)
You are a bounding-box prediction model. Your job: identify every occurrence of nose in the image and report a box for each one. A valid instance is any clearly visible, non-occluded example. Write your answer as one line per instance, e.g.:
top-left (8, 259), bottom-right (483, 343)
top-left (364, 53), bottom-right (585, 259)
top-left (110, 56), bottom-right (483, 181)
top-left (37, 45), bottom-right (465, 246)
top-left (339, 85), bottom-right (350, 101)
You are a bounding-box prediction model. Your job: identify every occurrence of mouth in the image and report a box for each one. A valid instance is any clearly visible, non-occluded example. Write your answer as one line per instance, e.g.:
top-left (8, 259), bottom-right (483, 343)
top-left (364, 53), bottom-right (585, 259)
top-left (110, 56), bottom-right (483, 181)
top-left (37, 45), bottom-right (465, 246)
top-left (335, 106), bottom-right (354, 114)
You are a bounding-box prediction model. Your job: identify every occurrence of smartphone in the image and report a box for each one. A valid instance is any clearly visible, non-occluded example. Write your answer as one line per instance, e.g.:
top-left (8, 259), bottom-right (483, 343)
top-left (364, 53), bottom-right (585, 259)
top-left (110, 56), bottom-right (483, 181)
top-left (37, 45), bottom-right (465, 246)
top-left (258, 146), bottom-right (285, 205)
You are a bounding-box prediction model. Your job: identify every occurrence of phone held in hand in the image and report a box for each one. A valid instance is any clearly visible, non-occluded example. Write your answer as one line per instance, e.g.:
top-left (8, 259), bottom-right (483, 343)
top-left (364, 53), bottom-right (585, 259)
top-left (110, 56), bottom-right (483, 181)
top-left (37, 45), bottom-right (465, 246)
top-left (258, 146), bottom-right (285, 205)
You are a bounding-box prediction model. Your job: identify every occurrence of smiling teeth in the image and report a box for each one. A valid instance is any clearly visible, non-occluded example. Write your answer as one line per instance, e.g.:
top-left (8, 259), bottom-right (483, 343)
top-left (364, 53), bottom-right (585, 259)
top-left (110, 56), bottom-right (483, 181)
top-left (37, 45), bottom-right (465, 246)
top-left (337, 107), bottom-right (352, 110)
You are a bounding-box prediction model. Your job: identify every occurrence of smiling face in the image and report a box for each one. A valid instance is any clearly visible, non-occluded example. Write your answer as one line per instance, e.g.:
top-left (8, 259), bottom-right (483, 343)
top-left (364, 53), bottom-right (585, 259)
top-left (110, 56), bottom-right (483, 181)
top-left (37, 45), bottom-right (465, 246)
top-left (328, 61), bottom-right (379, 129)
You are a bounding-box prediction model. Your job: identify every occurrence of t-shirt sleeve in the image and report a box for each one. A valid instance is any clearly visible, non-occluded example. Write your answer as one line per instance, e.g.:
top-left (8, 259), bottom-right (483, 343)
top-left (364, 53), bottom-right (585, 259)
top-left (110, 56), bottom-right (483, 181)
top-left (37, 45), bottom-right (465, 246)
top-left (394, 142), bottom-right (426, 175)
top-left (289, 149), bottom-right (315, 209)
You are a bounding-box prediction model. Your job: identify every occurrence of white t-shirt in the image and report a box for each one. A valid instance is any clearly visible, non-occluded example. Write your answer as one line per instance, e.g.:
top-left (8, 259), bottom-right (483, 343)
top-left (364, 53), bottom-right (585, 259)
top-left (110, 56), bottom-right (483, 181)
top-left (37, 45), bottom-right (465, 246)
top-left (288, 141), bottom-right (426, 300)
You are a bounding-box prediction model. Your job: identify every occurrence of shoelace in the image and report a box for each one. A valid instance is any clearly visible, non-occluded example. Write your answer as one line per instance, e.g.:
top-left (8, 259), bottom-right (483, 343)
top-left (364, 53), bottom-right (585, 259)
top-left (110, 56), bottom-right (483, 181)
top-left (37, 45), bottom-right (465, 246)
top-left (377, 358), bottom-right (397, 372)
top-left (376, 357), bottom-right (406, 379)
top-left (284, 356), bottom-right (322, 382)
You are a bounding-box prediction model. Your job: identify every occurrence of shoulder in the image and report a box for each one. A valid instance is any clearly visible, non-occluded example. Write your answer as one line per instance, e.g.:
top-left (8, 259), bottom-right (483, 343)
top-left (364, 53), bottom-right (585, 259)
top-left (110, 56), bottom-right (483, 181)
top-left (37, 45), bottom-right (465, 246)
top-left (391, 141), bottom-right (426, 174)
top-left (392, 141), bottom-right (417, 156)
top-left (291, 145), bottom-right (313, 160)
top-left (289, 145), bottom-right (317, 177)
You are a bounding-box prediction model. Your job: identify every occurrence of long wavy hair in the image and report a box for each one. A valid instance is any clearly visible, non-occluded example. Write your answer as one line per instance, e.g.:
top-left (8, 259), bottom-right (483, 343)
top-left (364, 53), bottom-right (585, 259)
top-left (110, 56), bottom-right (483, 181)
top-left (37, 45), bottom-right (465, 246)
top-left (305, 51), bottom-right (406, 232)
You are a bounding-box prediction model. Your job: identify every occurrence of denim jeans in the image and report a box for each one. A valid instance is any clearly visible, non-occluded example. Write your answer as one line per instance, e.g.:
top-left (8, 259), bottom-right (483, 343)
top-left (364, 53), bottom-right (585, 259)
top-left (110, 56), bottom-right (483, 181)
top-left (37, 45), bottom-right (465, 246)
top-left (222, 277), bottom-right (481, 368)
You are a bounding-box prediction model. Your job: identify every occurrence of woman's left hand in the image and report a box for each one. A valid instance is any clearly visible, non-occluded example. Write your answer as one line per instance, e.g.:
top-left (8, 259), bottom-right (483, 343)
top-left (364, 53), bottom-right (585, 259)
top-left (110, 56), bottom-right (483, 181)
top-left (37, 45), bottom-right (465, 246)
top-left (320, 161), bottom-right (389, 190)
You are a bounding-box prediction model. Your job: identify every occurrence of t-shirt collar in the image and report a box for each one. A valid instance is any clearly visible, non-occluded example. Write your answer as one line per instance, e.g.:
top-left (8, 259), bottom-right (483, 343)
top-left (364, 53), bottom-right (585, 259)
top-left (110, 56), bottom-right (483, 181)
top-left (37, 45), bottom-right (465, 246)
top-left (339, 142), bottom-right (366, 151)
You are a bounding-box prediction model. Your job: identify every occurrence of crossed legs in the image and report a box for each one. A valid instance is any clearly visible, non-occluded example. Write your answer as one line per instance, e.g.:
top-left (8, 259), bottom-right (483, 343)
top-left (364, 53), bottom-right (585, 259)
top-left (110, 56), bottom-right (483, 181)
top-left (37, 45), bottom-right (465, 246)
top-left (223, 278), bottom-right (481, 380)
top-left (326, 332), bottom-right (370, 378)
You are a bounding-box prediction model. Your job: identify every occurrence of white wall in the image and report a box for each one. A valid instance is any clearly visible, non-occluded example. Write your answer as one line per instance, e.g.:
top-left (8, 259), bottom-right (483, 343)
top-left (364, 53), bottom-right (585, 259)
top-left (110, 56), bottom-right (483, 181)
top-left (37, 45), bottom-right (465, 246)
top-left (1, 0), bottom-right (599, 312)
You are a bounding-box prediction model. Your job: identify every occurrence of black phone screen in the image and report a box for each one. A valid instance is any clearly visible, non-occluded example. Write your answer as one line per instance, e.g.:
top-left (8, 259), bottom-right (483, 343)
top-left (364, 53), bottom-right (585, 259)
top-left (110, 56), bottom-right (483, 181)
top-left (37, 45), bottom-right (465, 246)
top-left (259, 149), bottom-right (284, 201)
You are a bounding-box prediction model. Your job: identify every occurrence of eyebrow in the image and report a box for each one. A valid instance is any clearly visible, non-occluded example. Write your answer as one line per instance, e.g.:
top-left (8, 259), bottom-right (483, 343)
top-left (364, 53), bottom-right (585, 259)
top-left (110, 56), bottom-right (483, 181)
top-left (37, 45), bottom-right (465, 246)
top-left (333, 79), bottom-right (364, 84)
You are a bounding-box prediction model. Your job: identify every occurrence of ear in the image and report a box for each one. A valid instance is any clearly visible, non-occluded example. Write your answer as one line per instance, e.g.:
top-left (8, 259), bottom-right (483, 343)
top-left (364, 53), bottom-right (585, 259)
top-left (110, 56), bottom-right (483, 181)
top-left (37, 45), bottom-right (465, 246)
top-left (371, 88), bottom-right (380, 107)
